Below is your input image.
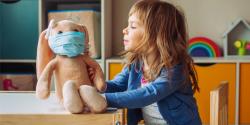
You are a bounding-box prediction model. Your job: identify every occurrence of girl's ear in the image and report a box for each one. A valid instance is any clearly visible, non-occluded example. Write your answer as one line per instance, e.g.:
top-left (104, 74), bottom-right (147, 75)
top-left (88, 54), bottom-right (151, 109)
top-left (79, 25), bottom-right (89, 54)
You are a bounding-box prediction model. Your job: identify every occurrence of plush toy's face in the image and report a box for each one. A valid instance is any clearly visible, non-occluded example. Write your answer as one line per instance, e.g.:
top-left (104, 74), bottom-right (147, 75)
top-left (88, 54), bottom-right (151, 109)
top-left (48, 20), bottom-right (87, 58)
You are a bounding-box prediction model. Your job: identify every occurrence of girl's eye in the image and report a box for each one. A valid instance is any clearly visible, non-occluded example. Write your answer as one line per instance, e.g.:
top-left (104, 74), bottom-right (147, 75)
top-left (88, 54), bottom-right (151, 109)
top-left (129, 25), bottom-right (136, 29)
top-left (58, 31), bottom-right (63, 34)
top-left (74, 29), bottom-right (79, 32)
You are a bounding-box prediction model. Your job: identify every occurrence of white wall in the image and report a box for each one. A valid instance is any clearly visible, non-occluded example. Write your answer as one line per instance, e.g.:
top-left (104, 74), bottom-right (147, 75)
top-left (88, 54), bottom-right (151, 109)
top-left (112, 0), bottom-right (250, 55)
top-left (112, 0), bottom-right (135, 56)
top-left (166, 0), bottom-right (250, 47)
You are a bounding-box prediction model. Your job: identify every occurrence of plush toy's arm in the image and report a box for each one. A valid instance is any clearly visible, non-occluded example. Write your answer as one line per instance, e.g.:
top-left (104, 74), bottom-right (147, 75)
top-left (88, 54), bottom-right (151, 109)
top-left (79, 25), bottom-right (106, 91)
top-left (36, 30), bottom-right (54, 79)
top-left (36, 58), bottom-right (57, 99)
top-left (83, 55), bottom-right (106, 92)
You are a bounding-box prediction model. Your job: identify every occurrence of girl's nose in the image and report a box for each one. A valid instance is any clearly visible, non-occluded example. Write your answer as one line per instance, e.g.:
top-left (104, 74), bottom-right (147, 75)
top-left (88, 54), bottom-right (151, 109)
top-left (123, 27), bottom-right (128, 34)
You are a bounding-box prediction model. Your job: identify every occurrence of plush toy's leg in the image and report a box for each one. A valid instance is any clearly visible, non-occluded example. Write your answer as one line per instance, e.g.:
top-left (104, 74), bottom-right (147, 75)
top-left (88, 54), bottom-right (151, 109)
top-left (55, 82), bottom-right (64, 105)
top-left (63, 80), bottom-right (84, 114)
top-left (79, 85), bottom-right (107, 113)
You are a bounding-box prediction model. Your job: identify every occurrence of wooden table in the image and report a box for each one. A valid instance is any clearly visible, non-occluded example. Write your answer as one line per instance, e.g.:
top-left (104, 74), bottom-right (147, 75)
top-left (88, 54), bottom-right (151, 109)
top-left (0, 92), bottom-right (123, 125)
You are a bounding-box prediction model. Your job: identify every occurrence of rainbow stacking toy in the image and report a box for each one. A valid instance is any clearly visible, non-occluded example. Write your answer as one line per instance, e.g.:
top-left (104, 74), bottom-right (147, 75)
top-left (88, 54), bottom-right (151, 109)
top-left (188, 37), bottom-right (222, 57)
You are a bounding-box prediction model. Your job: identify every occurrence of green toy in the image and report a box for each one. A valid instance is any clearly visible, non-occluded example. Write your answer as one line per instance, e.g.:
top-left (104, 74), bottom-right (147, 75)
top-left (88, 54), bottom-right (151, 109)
top-left (234, 40), bottom-right (250, 55)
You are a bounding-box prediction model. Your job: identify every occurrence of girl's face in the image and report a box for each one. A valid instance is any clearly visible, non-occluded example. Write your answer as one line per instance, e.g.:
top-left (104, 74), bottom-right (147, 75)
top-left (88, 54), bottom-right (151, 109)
top-left (123, 13), bottom-right (144, 51)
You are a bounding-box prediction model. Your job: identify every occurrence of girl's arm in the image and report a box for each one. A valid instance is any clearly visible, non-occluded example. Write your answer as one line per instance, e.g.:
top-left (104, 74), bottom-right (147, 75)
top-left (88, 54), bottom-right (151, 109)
top-left (105, 66), bottom-right (129, 93)
top-left (105, 66), bottom-right (185, 108)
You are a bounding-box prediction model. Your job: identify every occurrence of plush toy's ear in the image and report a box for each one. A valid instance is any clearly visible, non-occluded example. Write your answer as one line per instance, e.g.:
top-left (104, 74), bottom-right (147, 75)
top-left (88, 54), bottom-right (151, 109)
top-left (36, 30), bottom-right (54, 79)
top-left (37, 19), bottom-right (56, 79)
top-left (45, 19), bottom-right (55, 39)
top-left (79, 25), bottom-right (89, 54)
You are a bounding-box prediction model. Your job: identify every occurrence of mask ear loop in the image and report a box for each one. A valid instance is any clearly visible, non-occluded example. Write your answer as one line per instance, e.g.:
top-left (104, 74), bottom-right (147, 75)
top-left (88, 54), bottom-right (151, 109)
top-left (45, 19), bottom-right (55, 39)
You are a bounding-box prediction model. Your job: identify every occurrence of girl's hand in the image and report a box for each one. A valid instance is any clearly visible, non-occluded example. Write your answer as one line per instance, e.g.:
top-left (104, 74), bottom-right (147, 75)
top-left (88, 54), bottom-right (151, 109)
top-left (83, 55), bottom-right (106, 92)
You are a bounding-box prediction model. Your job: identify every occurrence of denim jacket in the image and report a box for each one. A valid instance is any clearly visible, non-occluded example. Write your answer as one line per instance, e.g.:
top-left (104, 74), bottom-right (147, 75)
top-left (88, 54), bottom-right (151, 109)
top-left (105, 63), bottom-right (202, 125)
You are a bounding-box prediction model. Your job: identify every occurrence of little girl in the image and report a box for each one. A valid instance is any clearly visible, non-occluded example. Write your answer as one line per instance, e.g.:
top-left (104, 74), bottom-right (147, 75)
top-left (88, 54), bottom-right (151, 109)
top-left (37, 0), bottom-right (201, 125)
top-left (90, 0), bottom-right (202, 125)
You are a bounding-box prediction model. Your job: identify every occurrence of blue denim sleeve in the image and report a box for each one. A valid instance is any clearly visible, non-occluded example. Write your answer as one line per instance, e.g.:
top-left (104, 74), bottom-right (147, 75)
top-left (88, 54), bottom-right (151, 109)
top-left (105, 66), bottom-right (129, 93)
top-left (105, 67), bottom-right (185, 108)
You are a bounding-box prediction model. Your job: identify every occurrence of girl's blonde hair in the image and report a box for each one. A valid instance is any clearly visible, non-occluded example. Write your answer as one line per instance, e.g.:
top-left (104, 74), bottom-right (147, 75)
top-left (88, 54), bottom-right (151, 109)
top-left (123, 0), bottom-right (199, 93)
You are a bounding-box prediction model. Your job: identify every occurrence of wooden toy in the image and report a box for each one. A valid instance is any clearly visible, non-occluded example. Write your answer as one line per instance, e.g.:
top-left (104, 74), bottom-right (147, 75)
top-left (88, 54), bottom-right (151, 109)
top-left (188, 37), bottom-right (221, 57)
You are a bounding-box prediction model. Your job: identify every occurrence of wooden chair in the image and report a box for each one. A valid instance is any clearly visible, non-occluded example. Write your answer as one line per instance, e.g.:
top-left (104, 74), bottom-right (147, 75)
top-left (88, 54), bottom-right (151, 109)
top-left (210, 81), bottom-right (228, 125)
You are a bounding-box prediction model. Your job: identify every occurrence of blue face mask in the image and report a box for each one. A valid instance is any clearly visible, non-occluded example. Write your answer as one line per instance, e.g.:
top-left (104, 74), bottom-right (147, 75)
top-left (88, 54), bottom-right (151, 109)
top-left (48, 31), bottom-right (85, 58)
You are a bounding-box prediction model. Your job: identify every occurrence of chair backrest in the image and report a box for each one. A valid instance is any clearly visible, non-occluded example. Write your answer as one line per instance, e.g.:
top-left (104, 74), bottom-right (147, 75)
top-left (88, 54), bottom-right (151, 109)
top-left (210, 81), bottom-right (228, 125)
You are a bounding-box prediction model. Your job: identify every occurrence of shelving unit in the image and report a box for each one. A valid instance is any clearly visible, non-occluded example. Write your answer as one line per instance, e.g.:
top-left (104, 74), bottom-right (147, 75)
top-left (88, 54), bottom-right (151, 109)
top-left (0, 0), bottom-right (39, 91)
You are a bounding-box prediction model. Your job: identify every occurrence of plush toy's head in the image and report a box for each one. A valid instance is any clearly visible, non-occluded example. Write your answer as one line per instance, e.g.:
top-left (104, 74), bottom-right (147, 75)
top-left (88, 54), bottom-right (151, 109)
top-left (46, 20), bottom-right (88, 57)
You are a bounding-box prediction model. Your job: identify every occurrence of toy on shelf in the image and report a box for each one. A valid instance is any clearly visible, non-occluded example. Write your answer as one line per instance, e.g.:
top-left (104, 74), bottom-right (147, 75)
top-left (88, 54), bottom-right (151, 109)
top-left (223, 18), bottom-right (250, 56)
top-left (0, 75), bottom-right (36, 91)
top-left (188, 37), bottom-right (222, 57)
top-left (2, 79), bottom-right (18, 90)
top-left (234, 40), bottom-right (250, 55)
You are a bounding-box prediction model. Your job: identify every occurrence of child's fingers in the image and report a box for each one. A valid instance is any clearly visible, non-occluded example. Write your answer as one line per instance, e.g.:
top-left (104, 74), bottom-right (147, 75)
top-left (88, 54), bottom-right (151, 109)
top-left (90, 72), bottom-right (94, 78)
top-left (39, 30), bottom-right (48, 42)
top-left (89, 72), bottom-right (94, 78)
top-left (88, 68), bottom-right (94, 74)
top-left (87, 67), bottom-right (93, 72)
top-left (89, 73), bottom-right (95, 82)
top-left (87, 67), bottom-right (96, 81)
top-left (90, 75), bottom-right (95, 81)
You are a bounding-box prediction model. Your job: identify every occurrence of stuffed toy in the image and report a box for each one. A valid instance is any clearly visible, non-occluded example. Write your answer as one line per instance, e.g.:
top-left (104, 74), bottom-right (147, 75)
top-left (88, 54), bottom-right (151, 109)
top-left (36, 20), bottom-right (107, 114)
